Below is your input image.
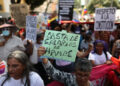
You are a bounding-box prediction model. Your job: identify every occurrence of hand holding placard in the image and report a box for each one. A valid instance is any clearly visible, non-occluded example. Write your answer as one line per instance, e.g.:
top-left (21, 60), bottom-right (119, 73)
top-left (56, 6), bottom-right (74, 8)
top-left (41, 30), bottom-right (80, 62)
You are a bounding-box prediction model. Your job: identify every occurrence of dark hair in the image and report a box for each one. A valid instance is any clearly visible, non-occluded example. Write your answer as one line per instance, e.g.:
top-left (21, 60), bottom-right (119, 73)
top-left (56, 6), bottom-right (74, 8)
top-left (92, 40), bottom-right (108, 53)
top-left (75, 58), bottom-right (92, 72)
top-left (1, 50), bottom-right (34, 86)
top-left (36, 33), bottom-right (42, 40)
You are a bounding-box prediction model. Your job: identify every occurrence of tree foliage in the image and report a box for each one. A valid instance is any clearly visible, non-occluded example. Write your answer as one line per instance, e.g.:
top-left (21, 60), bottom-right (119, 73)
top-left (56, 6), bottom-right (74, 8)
top-left (87, 0), bottom-right (120, 13)
top-left (74, 0), bottom-right (81, 8)
top-left (25, 0), bottom-right (46, 10)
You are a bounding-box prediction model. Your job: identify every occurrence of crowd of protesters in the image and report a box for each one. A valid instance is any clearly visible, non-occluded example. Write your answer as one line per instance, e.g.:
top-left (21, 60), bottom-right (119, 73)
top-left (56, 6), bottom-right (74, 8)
top-left (0, 12), bottom-right (120, 86)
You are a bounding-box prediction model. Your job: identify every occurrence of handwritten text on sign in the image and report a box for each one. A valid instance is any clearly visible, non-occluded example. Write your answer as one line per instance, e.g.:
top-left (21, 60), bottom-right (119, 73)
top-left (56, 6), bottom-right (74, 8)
top-left (94, 7), bottom-right (116, 31)
top-left (41, 30), bottom-right (80, 62)
top-left (26, 16), bottom-right (37, 43)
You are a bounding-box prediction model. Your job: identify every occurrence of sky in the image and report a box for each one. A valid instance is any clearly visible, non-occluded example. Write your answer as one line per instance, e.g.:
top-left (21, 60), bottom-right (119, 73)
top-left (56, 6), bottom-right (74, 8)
top-left (81, 0), bottom-right (85, 5)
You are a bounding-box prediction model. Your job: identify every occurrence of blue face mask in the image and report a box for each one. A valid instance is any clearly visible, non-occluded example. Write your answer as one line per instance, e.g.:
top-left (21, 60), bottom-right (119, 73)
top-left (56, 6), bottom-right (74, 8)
top-left (2, 30), bottom-right (10, 36)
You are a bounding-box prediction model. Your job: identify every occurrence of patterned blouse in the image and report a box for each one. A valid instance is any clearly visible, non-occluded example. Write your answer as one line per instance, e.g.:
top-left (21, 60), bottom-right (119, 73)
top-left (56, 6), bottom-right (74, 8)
top-left (43, 61), bottom-right (93, 86)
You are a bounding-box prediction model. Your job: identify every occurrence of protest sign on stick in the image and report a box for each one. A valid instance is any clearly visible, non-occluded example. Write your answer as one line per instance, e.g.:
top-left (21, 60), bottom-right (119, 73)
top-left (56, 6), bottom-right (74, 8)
top-left (41, 30), bottom-right (80, 62)
top-left (26, 16), bottom-right (37, 43)
top-left (94, 7), bottom-right (116, 31)
top-left (10, 4), bottom-right (29, 28)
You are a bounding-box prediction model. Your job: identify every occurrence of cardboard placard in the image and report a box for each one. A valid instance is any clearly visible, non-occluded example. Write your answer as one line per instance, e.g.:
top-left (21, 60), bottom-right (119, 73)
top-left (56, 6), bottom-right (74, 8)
top-left (41, 30), bottom-right (80, 62)
top-left (94, 7), bottom-right (116, 31)
top-left (26, 16), bottom-right (37, 43)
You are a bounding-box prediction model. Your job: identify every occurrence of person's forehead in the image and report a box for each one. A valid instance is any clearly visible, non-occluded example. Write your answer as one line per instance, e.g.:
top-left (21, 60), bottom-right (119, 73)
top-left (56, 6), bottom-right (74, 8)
top-left (96, 42), bottom-right (103, 45)
top-left (7, 58), bottom-right (21, 64)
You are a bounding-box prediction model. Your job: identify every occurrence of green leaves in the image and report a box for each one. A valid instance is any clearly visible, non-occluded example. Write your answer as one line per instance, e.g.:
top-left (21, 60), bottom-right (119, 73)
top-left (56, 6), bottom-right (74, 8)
top-left (87, 0), bottom-right (120, 13)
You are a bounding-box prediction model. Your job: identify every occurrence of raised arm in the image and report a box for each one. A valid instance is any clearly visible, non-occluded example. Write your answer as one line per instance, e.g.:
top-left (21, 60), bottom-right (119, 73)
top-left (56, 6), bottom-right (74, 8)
top-left (77, 43), bottom-right (93, 58)
top-left (38, 46), bottom-right (75, 84)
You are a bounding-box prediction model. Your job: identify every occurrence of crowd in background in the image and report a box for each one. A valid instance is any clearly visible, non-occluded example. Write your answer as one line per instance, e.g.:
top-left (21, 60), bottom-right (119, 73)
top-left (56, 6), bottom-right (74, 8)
top-left (0, 13), bottom-right (120, 86)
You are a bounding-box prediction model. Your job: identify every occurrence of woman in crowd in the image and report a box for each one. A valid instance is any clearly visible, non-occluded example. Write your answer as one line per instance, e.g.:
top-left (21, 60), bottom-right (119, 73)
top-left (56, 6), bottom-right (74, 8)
top-left (88, 40), bottom-right (113, 66)
top-left (112, 39), bottom-right (120, 59)
top-left (0, 50), bottom-right (44, 86)
top-left (80, 32), bottom-right (93, 52)
top-left (0, 24), bottom-right (25, 61)
top-left (38, 46), bottom-right (93, 86)
top-left (0, 23), bottom-right (38, 64)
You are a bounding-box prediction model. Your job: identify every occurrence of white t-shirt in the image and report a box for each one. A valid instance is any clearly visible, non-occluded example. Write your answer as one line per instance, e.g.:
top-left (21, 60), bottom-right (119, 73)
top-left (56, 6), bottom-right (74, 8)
top-left (0, 72), bottom-right (44, 86)
top-left (88, 52), bottom-right (112, 65)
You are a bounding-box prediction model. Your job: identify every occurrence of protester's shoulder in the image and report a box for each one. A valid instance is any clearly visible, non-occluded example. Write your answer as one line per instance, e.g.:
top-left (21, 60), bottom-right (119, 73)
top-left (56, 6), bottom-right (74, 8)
top-left (12, 35), bottom-right (22, 41)
top-left (29, 71), bottom-right (44, 84)
top-left (29, 71), bottom-right (42, 79)
top-left (0, 74), bottom-right (7, 81)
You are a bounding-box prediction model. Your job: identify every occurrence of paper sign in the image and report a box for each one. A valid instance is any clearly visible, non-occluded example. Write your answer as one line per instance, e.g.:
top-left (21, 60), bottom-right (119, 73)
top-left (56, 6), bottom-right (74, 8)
top-left (26, 16), bottom-right (37, 43)
top-left (94, 7), bottom-right (116, 31)
top-left (58, 0), bottom-right (74, 21)
top-left (41, 30), bottom-right (80, 62)
top-left (10, 4), bottom-right (29, 28)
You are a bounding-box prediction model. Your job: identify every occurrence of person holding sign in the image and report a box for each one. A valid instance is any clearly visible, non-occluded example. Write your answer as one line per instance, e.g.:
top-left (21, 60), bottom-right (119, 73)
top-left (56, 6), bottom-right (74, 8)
top-left (38, 46), bottom-right (93, 86)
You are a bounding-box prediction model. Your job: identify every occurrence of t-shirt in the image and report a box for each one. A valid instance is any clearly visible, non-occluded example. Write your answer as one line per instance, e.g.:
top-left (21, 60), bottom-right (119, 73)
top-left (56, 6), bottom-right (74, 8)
top-left (88, 52), bottom-right (112, 65)
top-left (0, 72), bottom-right (44, 86)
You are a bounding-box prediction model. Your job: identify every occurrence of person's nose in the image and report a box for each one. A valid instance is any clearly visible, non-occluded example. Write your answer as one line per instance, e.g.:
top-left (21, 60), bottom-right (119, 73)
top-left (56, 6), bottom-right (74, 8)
top-left (8, 66), bottom-right (14, 72)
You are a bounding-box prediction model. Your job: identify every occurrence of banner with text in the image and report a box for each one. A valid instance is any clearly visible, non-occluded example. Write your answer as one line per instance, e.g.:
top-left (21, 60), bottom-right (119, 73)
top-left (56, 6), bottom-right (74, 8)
top-left (58, 0), bottom-right (74, 21)
top-left (41, 30), bottom-right (80, 62)
top-left (10, 4), bottom-right (29, 28)
top-left (94, 7), bottom-right (116, 31)
top-left (26, 16), bottom-right (37, 43)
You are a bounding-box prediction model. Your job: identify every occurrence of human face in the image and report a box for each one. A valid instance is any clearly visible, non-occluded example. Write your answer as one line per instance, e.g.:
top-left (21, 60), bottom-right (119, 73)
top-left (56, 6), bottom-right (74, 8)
top-left (75, 70), bottom-right (90, 84)
top-left (95, 42), bottom-right (104, 55)
top-left (7, 58), bottom-right (25, 80)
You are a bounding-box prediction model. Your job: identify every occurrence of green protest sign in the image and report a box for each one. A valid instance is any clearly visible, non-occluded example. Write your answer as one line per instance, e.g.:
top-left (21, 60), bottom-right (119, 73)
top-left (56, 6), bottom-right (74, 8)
top-left (41, 30), bottom-right (80, 62)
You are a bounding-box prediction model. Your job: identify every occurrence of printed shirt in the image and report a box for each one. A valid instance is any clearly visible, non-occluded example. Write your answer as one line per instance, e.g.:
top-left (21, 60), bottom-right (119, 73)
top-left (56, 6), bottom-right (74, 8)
top-left (43, 60), bottom-right (93, 86)
top-left (0, 61), bottom-right (7, 76)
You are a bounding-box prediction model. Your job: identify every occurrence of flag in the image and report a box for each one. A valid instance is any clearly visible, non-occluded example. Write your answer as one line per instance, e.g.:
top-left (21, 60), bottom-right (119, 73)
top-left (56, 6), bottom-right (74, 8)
top-left (82, 6), bottom-right (87, 16)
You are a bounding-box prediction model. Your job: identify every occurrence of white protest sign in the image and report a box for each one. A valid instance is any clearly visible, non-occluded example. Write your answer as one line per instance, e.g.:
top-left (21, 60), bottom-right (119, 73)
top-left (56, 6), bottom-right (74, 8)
top-left (94, 7), bottom-right (116, 31)
top-left (41, 30), bottom-right (80, 62)
top-left (26, 16), bottom-right (37, 43)
top-left (10, 4), bottom-right (29, 28)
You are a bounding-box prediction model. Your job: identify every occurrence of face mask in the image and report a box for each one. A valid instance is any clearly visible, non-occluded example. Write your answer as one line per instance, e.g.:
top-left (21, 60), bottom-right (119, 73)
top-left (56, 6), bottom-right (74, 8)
top-left (2, 30), bottom-right (10, 36)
